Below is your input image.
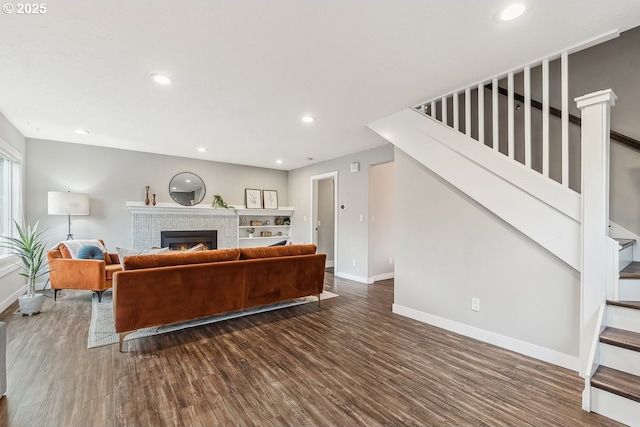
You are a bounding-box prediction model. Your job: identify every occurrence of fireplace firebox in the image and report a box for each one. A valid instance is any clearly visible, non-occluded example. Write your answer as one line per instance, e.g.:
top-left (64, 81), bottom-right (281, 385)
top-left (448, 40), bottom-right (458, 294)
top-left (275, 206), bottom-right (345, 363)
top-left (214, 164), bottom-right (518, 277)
top-left (160, 230), bottom-right (217, 251)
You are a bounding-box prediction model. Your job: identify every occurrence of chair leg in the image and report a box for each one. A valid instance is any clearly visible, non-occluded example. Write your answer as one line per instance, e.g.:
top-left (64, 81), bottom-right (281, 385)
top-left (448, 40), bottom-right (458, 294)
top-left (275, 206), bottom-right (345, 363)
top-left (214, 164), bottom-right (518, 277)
top-left (95, 290), bottom-right (105, 303)
top-left (54, 289), bottom-right (59, 301)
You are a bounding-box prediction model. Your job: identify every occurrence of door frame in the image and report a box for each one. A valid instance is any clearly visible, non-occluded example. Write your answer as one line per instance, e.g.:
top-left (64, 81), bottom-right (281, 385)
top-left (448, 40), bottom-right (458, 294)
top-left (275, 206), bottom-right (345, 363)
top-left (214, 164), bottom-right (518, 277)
top-left (310, 171), bottom-right (338, 271)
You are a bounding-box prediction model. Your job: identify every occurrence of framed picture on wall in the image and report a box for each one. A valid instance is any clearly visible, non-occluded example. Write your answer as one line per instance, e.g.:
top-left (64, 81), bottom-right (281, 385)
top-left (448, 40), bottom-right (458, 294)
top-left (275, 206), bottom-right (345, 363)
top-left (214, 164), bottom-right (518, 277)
top-left (263, 190), bottom-right (278, 209)
top-left (245, 188), bottom-right (262, 209)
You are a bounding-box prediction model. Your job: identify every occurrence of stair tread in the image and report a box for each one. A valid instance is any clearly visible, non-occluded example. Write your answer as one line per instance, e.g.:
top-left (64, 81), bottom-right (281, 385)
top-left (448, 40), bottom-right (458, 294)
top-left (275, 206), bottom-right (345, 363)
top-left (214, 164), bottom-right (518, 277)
top-left (591, 366), bottom-right (640, 403)
top-left (614, 238), bottom-right (636, 250)
top-left (607, 300), bottom-right (640, 310)
top-left (601, 327), bottom-right (640, 352)
top-left (620, 261), bottom-right (640, 278)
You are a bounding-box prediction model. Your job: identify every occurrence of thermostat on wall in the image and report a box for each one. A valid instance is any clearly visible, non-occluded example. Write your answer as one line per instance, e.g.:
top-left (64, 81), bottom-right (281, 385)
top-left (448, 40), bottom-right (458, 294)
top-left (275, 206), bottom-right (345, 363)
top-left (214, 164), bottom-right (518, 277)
top-left (350, 162), bottom-right (360, 173)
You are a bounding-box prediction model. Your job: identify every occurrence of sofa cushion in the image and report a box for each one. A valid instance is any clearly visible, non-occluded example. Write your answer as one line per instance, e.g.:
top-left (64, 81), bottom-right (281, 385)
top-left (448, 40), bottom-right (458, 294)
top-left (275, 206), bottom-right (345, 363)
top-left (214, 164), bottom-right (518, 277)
top-left (105, 264), bottom-right (123, 281)
top-left (116, 247), bottom-right (170, 263)
top-left (122, 248), bottom-right (241, 270)
top-left (239, 244), bottom-right (317, 260)
top-left (77, 245), bottom-right (104, 260)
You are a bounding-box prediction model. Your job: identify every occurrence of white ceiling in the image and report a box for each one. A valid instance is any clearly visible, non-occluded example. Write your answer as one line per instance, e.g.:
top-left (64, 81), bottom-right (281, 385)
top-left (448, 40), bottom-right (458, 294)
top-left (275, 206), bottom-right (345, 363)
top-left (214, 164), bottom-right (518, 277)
top-left (1, 1), bottom-right (639, 171)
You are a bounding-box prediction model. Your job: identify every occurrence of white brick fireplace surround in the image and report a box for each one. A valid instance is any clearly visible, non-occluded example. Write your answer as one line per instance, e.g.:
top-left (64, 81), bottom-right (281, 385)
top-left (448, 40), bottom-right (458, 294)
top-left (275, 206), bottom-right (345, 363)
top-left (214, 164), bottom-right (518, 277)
top-left (126, 202), bottom-right (238, 249)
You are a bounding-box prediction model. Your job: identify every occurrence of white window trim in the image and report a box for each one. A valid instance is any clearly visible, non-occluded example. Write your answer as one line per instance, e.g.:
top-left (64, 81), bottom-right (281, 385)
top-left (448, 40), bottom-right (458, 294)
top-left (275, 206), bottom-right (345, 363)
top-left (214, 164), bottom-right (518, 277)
top-left (0, 136), bottom-right (23, 261)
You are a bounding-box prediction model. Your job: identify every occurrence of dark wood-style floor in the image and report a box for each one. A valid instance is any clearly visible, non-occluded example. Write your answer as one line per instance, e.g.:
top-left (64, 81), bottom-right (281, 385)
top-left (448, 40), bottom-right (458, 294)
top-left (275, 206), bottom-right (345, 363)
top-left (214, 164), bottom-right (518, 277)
top-left (0, 274), bottom-right (622, 426)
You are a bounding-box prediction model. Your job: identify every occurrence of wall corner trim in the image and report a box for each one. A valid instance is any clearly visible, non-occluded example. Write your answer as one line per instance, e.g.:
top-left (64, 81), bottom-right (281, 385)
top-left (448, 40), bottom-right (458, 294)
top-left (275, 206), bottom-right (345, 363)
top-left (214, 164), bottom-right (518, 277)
top-left (392, 303), bottom-right (579, 372)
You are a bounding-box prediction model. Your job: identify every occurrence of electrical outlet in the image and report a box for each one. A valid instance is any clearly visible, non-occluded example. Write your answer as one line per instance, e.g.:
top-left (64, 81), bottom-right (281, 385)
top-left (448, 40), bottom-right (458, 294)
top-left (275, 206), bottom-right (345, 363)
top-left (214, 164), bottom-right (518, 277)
top-left (389, 257), bottom-right (393, 264)
top-left (359, 214), bottom-right (364, 222)
top-left (471, 297), bottom-right (480, 312)
top-left (303, 215), bottom-right (307, 221)
top-left (352, 259), bottom-right (356, 266)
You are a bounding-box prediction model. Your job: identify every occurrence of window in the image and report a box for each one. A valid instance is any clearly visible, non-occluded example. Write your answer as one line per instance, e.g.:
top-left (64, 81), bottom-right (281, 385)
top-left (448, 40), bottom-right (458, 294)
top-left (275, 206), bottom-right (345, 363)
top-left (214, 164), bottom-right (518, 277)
top-left (0, 137), bottom-right (22, 258)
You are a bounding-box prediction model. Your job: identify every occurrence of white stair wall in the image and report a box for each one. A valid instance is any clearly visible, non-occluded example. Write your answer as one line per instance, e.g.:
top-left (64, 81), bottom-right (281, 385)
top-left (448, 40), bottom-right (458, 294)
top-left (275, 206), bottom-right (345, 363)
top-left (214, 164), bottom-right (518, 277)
top-left (607, 306), bottom-right (640, 334)
top-left (368, 108), bottom-right (581, 270)
top-left (591, 388), bottom-right (640, 427)
top-left (600, 343), bottom-right (640, 376)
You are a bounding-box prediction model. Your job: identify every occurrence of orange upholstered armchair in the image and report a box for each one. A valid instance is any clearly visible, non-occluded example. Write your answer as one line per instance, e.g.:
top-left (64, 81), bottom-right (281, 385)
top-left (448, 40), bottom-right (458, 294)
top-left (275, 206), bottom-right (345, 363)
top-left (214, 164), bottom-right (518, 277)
top-left (47, 240), bottom-right (122, 302)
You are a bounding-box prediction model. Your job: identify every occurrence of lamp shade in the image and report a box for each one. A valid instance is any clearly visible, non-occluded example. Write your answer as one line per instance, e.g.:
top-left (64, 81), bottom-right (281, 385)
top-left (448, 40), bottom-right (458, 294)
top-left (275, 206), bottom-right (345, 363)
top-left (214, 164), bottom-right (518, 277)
top-left (48, 191), bottom-right (90, 215)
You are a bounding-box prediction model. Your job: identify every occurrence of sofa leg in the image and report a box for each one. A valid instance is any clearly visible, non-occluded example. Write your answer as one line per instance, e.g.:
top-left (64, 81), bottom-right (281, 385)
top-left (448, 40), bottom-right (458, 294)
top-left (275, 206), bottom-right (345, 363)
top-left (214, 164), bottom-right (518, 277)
top-left (119, 331), bottom-right (132, 353)
top-left (317, 294), bottom-right (321, 308)
top-left (54, 289), bottom-right (59, 301)
top-left (95, 290), bottom-right (105, 303)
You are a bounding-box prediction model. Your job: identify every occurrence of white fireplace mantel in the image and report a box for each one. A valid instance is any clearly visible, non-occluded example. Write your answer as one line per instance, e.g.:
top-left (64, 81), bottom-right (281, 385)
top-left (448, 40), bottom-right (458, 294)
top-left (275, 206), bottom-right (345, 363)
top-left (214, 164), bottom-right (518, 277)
top-left (126, 201), bottom-right (239, 216)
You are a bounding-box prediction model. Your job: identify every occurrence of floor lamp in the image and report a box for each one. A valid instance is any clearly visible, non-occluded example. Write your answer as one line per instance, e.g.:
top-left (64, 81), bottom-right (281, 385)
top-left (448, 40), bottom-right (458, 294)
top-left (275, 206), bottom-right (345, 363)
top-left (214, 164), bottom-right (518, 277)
top-left (47, 191), bottom-right (90, 240)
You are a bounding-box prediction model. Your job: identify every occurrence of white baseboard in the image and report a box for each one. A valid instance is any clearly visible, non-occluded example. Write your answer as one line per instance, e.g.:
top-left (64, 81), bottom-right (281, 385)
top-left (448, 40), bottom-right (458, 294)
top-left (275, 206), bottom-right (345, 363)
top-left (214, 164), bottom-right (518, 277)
top-left (335, 271), bottom-right (372, 284)
top-left (393, 303), bottom-right (579, 371)
top-left (372, 272), bottom-right (394, 282)
top-left (0, 285), bottom-right (26, 314)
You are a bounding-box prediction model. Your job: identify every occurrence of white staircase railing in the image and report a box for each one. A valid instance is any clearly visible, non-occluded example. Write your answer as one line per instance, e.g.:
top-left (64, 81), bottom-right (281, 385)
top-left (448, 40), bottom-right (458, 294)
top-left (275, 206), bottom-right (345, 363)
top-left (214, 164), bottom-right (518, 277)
top-left (413, 52), bottom-right (573, 189)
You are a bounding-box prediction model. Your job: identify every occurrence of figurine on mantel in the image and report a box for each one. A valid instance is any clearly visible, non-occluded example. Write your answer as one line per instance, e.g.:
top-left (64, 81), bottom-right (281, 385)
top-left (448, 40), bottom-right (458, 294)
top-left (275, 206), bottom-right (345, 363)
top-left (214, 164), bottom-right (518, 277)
top-left (152, 194), bottom-right (156, 206)
top-left (144, 186), bottom-right (150, 205)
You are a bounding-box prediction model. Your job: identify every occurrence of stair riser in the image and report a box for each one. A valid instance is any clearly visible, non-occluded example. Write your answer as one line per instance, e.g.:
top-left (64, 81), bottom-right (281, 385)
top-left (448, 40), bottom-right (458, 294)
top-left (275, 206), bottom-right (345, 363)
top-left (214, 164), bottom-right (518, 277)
top-left (590, 387), bottom-right (640, 427)
top-left (599, 343), bottom-right (640, 377)
top-left (618, 279), bottom-right (640, 301)
top-left (620, 245), bottom-right (633, 271)
top-left (607, 306), bottom-right (640, 334)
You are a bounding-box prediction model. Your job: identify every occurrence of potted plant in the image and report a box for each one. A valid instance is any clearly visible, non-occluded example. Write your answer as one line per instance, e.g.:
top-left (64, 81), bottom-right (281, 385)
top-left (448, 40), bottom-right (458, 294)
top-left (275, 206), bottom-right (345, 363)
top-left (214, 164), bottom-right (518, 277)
top-left (247, 228), bottom-right (255, 238)
top-left (0, 221), bottom-right (49, 315)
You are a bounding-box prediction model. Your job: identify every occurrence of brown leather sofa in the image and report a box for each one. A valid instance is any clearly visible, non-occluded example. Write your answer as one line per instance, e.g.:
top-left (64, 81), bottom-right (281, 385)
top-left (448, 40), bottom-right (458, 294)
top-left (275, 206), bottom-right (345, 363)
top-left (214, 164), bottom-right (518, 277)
top-left (114, 244), bottom-right (326, 351)
top-left (47, 240), bottom-right (122, 302)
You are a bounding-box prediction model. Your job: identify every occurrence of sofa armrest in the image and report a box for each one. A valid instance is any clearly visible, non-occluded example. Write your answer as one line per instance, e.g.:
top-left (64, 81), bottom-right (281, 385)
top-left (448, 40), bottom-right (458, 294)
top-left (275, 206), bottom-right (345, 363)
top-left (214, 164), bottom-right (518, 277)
top-left (48, 258), bottom-right (108, 291)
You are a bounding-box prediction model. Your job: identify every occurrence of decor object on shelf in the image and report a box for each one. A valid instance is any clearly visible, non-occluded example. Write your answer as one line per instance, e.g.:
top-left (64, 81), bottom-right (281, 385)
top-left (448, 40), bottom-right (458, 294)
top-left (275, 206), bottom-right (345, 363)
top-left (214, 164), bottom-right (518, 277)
top-left (169, 172), bottom-right (206, 206)
top-left (0, 221), bottom-right (50, 315)
top-left (237, 207), bottom-right (294, 248)
top-left (48, 191), bottom-right (90, 240)
top-left (263, 190), bottom-right (278, 209)
top-left (245, 188), bottom-right (262, 209)
top-left (283, 218), bottom-right (291, 225)
top-left (247, 228), bottom-right (254, 238)
top-left (211, 194), bottom-right (230, 209)
top-left (144, 186), bottom-right (150, 205)
top-left (152, 194), bottom-right (156, 206)
top-left (47, 239), bottom-right (122, 303)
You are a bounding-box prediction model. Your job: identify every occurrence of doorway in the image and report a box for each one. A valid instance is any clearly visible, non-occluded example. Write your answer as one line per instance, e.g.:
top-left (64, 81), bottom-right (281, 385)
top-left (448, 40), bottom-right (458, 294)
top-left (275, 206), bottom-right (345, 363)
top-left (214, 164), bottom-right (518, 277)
top-left (310, 172), bottom-right (338, 272)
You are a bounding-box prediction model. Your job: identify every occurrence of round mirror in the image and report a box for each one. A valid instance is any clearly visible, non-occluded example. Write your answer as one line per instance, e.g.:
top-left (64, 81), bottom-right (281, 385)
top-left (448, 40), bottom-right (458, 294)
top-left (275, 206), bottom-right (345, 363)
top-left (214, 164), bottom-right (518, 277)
top-left (169, 172), bottom-right (206, 206)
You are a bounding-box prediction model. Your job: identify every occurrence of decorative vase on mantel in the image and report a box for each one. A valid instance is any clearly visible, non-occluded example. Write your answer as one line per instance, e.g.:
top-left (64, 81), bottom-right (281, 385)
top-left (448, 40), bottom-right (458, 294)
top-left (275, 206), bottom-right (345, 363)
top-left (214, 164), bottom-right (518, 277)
top-left (144, 186), bottom-right (150, 205)
top-left (152, 194), bottom-right (157, 206)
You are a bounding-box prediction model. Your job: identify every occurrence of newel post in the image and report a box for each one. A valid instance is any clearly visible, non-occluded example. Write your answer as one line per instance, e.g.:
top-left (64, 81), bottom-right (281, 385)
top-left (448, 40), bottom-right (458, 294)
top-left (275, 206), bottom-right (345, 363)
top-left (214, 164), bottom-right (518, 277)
top-left (576, 89), bottom-right (616, 376)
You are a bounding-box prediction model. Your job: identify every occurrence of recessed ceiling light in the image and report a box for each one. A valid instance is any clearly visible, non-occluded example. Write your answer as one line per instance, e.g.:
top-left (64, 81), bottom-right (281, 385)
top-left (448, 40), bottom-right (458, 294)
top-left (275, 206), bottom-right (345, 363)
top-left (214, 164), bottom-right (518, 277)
top-left (276, 159), bottom-right (284, 164)
top-left (151, 74), bottom-right (173, 85)
top-left (197, 147), bottom-right (208, 152)
top-left (498, 3), bottom-right (525, 21)
top-left (185, 179), bottom-right (191, 183)
top-left (302, 115), bottom-right (315, 123)
top-left (74, 129), bottom-right (90, 135)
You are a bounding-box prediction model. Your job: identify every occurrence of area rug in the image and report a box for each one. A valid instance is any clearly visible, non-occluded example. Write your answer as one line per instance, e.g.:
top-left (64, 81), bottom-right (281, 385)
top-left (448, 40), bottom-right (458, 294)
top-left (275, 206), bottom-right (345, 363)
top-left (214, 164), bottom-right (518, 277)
top-left (88, 290), bottom-right (338, 349)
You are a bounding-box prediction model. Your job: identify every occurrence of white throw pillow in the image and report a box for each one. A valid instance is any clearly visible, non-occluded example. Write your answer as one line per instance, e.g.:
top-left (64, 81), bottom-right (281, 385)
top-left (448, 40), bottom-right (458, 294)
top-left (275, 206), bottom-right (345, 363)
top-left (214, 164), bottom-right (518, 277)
top-left (115, 247), bottom-right (170, 262)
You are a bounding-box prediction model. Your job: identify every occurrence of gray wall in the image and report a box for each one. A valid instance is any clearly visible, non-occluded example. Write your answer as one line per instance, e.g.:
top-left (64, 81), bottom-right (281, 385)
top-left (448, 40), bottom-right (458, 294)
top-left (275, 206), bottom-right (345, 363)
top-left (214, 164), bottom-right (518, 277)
top-left (568, 27), bottom-right (640, 235)
top-left (368, 161), bottom-right (394, 278)
top-left (317, 178), bottom-right (335, 263)
top-left (394, 148), bottom-right (581, 357)
top-left (25, 139), bottom-right (288, 250)
top-left (0, 112), bottom-right (28, 310)
top-left (288, 143), bottom-right (394, 282)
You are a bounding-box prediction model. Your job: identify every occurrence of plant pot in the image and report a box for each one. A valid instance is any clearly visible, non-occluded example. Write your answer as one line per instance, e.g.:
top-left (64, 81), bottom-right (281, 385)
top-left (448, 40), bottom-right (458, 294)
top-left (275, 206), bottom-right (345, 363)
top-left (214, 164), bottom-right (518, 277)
top-left (248, 233), bottom-right (254, 238)
top-left (18, 293), bottom-right (44, 316)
